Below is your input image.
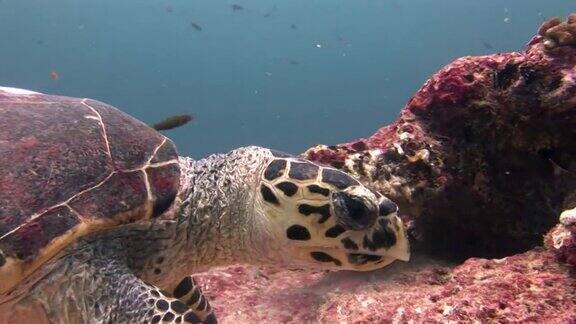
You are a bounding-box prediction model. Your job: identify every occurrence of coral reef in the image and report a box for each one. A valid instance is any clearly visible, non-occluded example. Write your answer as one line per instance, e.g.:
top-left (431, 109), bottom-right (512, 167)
top-left (546, 208), bottom-right (576, 267)
top-left (197, 249), bottom-right (575, 322)
top-left (538, 14), bottom-right (576, 49)
top-left (197, 15), bottom-right (576, 322)
top-left (304, 14), bottom-right (576, 259)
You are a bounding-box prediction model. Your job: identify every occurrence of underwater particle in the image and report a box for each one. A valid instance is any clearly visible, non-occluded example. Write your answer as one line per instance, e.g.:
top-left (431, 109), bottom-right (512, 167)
top-left (190, 22), bottom-right (202, 31)
top-left (231, 4), bottom-right (243, 11)
top-left (263, 5), bottom-right (276, 18)
top-left (265, 72), bottom-right (272, 76)
top-left (151, 114), bottom-right (193, 131)
top-left (503, 17), bottom-right (510, 23)
top-left (49, 71), bottom-right (59, 81)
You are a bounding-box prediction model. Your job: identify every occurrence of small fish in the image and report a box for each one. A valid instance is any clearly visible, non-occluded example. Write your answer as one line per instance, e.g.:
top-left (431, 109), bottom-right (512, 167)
top-left (287, 59), bottom-right (299, 65)
top-left (231, 4), bottom-right (243, 11)
top-left (165, 6), bottom-right (174, 13)
top-left (290, 24), bottom-right (297, 30)
top-left (50, 71), bottom-right (59, 81)
top-left (191, 22), bottom-right (202, 31)
top-left (481, 41), bottom-right (494, 50)
top-left (151, 114), bottom-right (193, 131)
top-left (263, 5), bottom-right (276, 18)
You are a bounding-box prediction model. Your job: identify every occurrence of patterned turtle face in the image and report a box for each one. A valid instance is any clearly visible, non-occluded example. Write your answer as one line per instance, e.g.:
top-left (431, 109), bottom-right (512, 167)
top-left (256, 151), bottom-right (409, 271)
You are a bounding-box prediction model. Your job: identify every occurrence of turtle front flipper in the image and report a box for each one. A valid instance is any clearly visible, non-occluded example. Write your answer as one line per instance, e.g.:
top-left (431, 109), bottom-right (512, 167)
top-left (13, 237), bottom-right (213, 324)
top-left (129, 283), bottom-right (204, 324)
top-left (172, 276), bottom-right (217, 324)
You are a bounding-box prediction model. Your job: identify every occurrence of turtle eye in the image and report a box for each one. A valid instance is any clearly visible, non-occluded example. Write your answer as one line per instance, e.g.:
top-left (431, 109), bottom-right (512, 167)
top-left (378, 197), bottom-right (398, 216)
top-left (331, 191), bottom-right (378, 230)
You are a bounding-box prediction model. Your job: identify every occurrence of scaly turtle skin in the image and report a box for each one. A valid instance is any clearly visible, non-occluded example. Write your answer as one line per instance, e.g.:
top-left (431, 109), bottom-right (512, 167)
top-left (0, 86), bottom-right (409, 323)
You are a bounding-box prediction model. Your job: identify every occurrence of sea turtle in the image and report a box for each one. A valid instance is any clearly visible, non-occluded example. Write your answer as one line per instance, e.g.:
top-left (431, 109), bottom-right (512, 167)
top-left (0, 86), bottom-right (410, 323)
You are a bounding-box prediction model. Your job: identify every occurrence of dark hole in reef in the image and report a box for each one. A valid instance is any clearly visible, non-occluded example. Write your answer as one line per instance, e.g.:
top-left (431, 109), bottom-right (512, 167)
top-left (330, 160), bottom-right (345, 169)
top-left (548, 76), bottom-right (563, 91)
top-left (493, 63), bottom-right (519, 89)
top-left (537, 147), bottom-right (575, 173)
top-left (463, 126), bottom-right (474, 143)
top-left (537, 147), bottom-right (555, 160)
top-left (350, 141), bottom-right (368, 151)
top-left (519, 65), bottom-right (538, 84)
top-left (408, 217), bottom-right (548, 263)
top-left (404, 179), bottom-right (560, 263)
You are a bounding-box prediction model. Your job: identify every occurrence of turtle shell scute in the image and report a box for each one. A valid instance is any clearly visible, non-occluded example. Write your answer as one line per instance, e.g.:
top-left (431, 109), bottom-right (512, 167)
top-left (0, 90), bottom-right (181, 293)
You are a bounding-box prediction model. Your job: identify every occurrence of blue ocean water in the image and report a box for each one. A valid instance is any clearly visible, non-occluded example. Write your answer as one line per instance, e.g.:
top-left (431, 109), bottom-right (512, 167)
top-left (0, 1), bottom-right (573, 158)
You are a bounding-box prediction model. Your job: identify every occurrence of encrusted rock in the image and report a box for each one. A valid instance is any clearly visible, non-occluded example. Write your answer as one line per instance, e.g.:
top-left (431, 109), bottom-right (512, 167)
top-left (546, 208), bottom-right (576, 266)
top-left (197, 250), bottom-right (575, 322)
top-left (538, 14), bottom-right (576, 49)
top-left (304, 17), bottom-right (576, 259)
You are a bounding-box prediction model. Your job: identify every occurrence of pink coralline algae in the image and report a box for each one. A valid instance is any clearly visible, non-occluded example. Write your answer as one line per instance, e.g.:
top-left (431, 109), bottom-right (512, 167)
top-left (546, 208), bottom-right (576, 267)
top-left (198, 16), bottom-right (576, 322)
top-left (197, 250), bottom-right (575, 323)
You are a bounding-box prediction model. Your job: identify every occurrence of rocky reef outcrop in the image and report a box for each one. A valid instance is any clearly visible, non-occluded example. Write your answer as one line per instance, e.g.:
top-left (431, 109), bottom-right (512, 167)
top-left (304, 14), bottom-right (576, 260)
top-left (199, 15), bottom-right (576, 322)
top-left (546, 207), bottom-right (576, 267)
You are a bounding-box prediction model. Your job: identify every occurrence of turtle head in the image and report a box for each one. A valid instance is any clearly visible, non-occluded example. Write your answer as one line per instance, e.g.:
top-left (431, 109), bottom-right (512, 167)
top-left (254, 151), bottom-right (410, 271)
